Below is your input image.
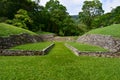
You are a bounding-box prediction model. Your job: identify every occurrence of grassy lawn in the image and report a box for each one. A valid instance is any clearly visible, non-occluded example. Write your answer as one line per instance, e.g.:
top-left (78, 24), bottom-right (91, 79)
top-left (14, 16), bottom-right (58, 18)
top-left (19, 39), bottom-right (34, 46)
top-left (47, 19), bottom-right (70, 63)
top-left (67, 42), bottom-right (108, 52)
top-left (86, 24), bottom-right (120, 38)
top-left (0, 42), bottom-right (120, 80)
top-left (0, 23), bottom-right (36, 37)
top-left (10, 42), bottom-right (52, 51)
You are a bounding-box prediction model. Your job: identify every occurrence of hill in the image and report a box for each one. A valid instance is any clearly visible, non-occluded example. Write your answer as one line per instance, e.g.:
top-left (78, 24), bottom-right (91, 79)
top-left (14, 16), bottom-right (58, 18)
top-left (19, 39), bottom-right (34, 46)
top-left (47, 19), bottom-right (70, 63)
top-left (0, 23), bottom-right (37, 37)
top-left (71, 15), bottom-right (79, 24)
top-left (86, 24), bottom-right (120, 38)
top-left (71, 15), bottom-right (79, 20)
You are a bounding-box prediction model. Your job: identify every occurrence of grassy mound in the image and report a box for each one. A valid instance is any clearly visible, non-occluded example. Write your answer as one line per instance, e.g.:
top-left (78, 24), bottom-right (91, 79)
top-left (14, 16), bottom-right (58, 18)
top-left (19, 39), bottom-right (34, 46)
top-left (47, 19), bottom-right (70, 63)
top-left (67, 42), bottom-right (108, 52)
top-left (86, 24), bottom-right (120, 38)
top-left (10, 42), bottom-right (52, 51)
top-left (0, 23), bottom-right (36, 37)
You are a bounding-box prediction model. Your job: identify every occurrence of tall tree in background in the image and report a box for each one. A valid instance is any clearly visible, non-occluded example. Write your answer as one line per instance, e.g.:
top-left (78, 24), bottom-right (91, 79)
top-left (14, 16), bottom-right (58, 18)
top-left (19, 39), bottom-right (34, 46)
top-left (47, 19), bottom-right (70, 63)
top-left (42, 0), bottom-right (78, 36)
top-left (92, 6), bottom-right (120, 28)
top-left (45, 0), bottom-right (68, 33)
top-left (79, 0), bottom-right (104, 29)
top-left (110, 6), bottom-right (120, 24)
top-left (6, 9), bottom-right (33, 29)
top-left (0, 0), bottom-right (36, 19)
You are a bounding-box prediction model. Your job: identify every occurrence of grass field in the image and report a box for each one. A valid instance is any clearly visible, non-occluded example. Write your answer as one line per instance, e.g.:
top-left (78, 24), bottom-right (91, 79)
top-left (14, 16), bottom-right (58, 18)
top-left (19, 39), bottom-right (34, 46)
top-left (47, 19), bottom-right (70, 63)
top-left (0, 23), bottom-right (36, 37)
top-left (10, 42), bottom-right (52, 50)
top-left (0, 42), bottom-right (120, 80)
top-left (67, 42), bottom-right (108, 52)
top-left (86, 24), bottom-right (120, 38)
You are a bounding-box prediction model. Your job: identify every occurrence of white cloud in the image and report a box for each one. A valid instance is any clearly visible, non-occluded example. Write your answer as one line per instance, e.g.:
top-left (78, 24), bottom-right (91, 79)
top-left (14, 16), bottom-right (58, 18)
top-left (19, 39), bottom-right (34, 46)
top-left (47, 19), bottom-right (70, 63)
top-left (39, 0), bottom-right (120, 15)
top-left (102, 0), bottom-right (120, 13)
top-left (40, 0), bottom-right (49, 6)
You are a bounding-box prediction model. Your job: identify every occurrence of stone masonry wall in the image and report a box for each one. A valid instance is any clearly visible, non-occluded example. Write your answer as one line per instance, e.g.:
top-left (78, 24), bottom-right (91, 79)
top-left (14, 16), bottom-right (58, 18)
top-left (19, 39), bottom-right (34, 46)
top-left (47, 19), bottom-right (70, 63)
top-left (0, 33), bottom-right (43, 49)
top-left (0, 43), bottom-right (54, 56)
top-left (77, 34), bottom-right (120, 52)
top-left (65, 43), bottom-right (120, 58)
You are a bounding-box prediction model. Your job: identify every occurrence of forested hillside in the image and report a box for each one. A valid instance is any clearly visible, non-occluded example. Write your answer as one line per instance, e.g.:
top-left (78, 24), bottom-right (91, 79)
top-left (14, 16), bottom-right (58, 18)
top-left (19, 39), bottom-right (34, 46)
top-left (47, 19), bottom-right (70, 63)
top-left (0, 0), bottom-right (120, 36)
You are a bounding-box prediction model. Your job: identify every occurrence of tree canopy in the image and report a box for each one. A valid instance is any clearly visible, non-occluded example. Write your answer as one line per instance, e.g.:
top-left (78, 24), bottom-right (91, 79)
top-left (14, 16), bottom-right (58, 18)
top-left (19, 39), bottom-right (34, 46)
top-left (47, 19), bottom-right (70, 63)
top-left (0, 0), bottom-right (120, 36)
top-left (79, 0), bottom-right (104, 28)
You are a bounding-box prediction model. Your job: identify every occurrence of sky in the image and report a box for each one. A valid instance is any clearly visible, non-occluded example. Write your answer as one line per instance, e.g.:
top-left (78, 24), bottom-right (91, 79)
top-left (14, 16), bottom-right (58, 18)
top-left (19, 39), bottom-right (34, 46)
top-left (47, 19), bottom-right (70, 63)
top-left (39, 0), bottom-right (120, 15)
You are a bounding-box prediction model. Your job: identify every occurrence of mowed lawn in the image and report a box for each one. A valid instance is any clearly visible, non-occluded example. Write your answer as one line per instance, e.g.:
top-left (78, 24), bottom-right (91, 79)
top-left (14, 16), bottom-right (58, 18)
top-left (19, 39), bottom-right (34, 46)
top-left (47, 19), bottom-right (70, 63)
top-left (0, 23), bottom-right (36, 37)
top-left (67, 42), bottom-right (108, 52)
top-left (86, 24), bottom-right (120, 38)
top-left (10, 42), bottom-right (53, 51)
top-left (0, 42), bottom-right (120, 80)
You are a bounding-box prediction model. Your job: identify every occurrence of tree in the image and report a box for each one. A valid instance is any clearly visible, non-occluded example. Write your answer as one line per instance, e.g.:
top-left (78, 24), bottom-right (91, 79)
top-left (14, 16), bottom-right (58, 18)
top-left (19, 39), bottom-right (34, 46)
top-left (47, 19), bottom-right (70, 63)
top-left (6, 9), bottom-right (33, 29)
top-left (79, 0), bottom-right (104, 28)
top-left (45, 0), bottom-right (68, 33)
top-left (111, 6), bottom-right (120, 24)
top-left (91, 6), bottom-right (120, 28)
top-left (0, 0), bottom-right (37, 19)
top-left (43, 0), bottom-right (77, 36)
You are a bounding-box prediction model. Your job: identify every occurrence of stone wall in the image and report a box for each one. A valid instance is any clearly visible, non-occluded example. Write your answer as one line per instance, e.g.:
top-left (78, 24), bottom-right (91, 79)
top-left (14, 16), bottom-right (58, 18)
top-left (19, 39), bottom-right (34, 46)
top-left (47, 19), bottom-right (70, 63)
top-left (0, 33), bottom-right (43, 49)
top-left (53, 36), bottom-right (75, 42)
top-left (65, 43), bottom-right (120, 58)
top-left (39, 34), bottom-right (56, 41)
top-left (39, 34), bottom-right (76, 42)
top-left (77, 34), bottom-right (120, 52)
top-left (0, 43), bottom-right (54, 56)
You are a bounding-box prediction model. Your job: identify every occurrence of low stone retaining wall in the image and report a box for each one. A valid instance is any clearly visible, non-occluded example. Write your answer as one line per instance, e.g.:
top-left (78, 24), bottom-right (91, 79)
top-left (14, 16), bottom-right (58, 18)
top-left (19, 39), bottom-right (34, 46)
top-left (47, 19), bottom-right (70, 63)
top-left (42, 43), bottom-right (55, 54)
top-left (53, 36), bottom-right (75, 42)
top-left (65, 43), bottom-right (120, 58)
top-left (0, 33), bottom-right (43, 49)
top-left (65, 43), bottom-right (79, 56)
top-left (39, 34), bottom-right (56, 41)
top-left (0, 43), bottom-right (55, 56)
top-left (77, 34), bottom-right (120, 52)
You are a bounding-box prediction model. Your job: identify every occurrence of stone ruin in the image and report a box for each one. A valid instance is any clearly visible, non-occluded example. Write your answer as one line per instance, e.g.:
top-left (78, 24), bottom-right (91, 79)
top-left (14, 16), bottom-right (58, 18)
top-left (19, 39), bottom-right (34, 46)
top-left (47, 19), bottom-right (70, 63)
top-left (77, 34), bottom-right (120, 52)
top-left (0, 33), bottom-right (43, 49)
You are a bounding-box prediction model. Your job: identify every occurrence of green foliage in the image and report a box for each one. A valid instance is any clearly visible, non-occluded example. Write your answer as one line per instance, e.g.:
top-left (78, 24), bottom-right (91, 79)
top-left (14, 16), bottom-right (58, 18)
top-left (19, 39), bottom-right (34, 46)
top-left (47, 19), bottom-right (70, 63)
top-left (111, 6), bottom-right (120, 24)
top-left (67, 42), bottom-right (108, 52)
top-left (0, 0), bottom-right (81, 36)
top-left (10, 42), bottom-right (52, 50)
top-left (77, 23), bottom-right (88, 35)
top-left (86, 24), bottom-right (120, 38)
top-left (6, 9), bottom-right (33, 29)
top-left (35, 31), bottom-right (55, 35)
top-left (0, 42), bottom-right (120, 80)
top-left (0, 0), bottom-right (37, 19)
top-left (79, 0), bottom-right (104, 28)
top-left (42, 0), bottom-right (79, 36)
top-left (0, 17), bottom-right (8, 22)
top-left (0, 23), bottom-right (36, 37)
top-left (92, 6), bottom-right (120, 28)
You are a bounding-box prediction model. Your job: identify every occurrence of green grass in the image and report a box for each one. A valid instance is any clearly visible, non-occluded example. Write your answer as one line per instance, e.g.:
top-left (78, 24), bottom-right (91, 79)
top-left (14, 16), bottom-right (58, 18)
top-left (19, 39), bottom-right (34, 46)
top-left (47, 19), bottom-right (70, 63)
top-left (67, 42), bottom-right (108, 52)
top-left (10, 42), bottom-right (52, 51)
top-left (0, 42), bottom-right (120, 80)
top-left (86, 24), bottom-right (120, 38)
top-left (0, 23), bottom-right (36, 37)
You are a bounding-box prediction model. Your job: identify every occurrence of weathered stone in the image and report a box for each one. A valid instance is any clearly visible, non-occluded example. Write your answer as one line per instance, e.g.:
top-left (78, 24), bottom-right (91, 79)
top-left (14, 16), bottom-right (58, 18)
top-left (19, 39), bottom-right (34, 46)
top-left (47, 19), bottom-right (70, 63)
top-left (0, 43), bottom-right (55, 56)
top-left (77, 34), bottom-right (120, 52)
top-left (0, 33), bottom-right (43, 49)
top-left (39, 34), bottom-right (56, 41)
top-left (65, 43), bottom-right (120, 58)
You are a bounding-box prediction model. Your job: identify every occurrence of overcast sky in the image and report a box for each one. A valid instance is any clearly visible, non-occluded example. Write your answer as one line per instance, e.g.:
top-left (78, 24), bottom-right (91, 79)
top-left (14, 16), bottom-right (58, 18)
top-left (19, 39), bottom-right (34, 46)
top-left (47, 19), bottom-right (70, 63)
top-left (39, 0), bottom-right (120, 15)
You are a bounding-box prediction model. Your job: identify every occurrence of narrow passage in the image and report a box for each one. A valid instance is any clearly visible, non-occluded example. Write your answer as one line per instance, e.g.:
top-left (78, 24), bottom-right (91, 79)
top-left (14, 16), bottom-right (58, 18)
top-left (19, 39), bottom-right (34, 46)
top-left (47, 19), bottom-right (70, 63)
top-left (48, 42), bottom-right (76, 57)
